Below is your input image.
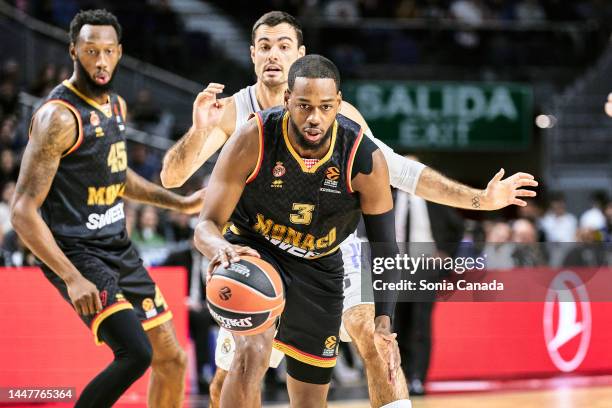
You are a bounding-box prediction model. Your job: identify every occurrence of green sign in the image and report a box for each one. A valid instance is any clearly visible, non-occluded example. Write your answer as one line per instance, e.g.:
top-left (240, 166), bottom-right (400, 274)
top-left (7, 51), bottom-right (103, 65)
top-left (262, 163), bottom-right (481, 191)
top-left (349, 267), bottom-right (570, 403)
top-left (343, 81), bottom-right (532, 151)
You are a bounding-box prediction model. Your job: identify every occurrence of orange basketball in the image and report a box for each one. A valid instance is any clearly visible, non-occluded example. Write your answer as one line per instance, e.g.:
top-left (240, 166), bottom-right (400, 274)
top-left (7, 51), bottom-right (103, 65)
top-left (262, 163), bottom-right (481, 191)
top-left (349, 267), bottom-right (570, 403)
top-left (206, 256), bottom-right (284, 335)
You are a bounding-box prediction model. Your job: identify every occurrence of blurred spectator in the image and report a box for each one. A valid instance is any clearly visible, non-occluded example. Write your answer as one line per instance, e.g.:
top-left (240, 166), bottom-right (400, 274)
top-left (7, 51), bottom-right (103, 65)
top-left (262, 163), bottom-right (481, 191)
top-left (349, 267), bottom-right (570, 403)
top-left (0, 80), bottom-right (19, 118)
top-left (0, 116), bottom-right (23, 151)
top-left (511, 218), bottom-right (548, 266)
top-left (579, 190), bottom-right (608, 232)
top-left (482, 220), bottom-right (514, 269)
top-left (0, 149), bottom-right (19, 192)
top-left (1, 230), bottom-right (36, 267)
top-left (541, 192), bottom-right (577, 242)
top-left (517, 200), bottom-right (546, 241)
top-left (562, 226), bottom-right (608, 266)
top-left (0, 181), bottom-right (16, 235)
top-left (323, 0), bottom-right (361, 23)
top-left (131, 205), bottom-right (167, 265)
top-left (164, 211), bottom-right (195, 242)
top-left (515, 0), bottom-right (547, 23)
top-left (129, 143), bottom-right (159, 181)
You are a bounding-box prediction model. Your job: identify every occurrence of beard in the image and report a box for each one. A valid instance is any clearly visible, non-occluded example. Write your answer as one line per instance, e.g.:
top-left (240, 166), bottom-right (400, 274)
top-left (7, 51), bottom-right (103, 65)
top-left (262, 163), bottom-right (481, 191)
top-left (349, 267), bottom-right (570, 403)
top-left (75, 58), bottom-right (116, 98)
top-left (289, 116), bottom-right (333, 152)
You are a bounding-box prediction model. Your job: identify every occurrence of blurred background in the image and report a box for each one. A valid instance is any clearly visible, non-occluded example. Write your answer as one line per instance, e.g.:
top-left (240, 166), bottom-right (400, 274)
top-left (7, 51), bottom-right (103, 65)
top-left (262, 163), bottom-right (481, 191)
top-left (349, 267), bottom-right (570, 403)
top-left (0, 0), bottom-right (611, 406)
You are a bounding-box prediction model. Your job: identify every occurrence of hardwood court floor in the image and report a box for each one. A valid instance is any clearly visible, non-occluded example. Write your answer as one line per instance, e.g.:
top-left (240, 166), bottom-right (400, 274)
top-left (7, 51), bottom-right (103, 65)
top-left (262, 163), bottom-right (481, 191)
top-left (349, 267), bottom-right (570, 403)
top-left (267, 386), bottom-right (612, 408)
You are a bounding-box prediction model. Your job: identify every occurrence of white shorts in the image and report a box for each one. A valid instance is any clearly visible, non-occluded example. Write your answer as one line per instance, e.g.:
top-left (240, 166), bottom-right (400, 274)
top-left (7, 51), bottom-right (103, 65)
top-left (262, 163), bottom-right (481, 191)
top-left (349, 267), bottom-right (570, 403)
top-left (213, 233), bottom-right (373, 370)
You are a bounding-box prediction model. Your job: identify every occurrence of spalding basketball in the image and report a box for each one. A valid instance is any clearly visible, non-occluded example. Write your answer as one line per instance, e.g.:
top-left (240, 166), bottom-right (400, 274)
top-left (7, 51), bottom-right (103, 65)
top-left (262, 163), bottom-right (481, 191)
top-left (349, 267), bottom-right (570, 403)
top-left (206, 256), bottom-right (284, 335)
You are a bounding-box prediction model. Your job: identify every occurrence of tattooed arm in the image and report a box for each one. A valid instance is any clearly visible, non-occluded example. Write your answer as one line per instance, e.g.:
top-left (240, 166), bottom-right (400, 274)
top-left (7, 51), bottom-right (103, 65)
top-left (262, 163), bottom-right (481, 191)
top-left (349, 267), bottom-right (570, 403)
top-left (124, 168), bottom-right (204, 214)
top-left (415, 167), bottom-right (538, 210)
top-left (10, 103), bottom-right (103, 316)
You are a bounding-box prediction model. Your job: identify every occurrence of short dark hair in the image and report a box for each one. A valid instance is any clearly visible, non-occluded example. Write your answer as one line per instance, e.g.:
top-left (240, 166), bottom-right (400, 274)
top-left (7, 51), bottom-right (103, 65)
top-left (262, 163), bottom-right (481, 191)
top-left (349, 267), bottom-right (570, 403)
top-left (69, 9), bottom-right (122, 44)
top-left (288, 55), bottom-right (340, 92)
top-left (252, 11), bottom-right (303, 46)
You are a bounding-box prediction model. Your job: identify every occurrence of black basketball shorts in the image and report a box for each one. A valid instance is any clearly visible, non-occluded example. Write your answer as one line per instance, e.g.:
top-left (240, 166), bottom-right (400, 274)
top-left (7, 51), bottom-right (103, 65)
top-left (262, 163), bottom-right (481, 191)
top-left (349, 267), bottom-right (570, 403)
top-left (40, 232), bottom-right (172, 345)
top-left (225, 230), bottom-right (344, 372)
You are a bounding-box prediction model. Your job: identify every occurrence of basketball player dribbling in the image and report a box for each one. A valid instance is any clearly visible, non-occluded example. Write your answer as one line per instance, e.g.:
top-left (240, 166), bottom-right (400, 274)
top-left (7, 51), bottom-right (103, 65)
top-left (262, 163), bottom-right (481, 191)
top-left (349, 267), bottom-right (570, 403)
top-left (196, 54), bottom-right (403, 408)
top-left (10, 9), bottom-right (204, 407)
top-left (162, 11), bottom-right (538, 408)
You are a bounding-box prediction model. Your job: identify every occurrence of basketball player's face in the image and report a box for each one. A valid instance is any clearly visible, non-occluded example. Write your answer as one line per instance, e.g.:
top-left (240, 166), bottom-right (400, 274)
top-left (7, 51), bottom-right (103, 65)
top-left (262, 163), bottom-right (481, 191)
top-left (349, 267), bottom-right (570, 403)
top-left (285, 77), bottom-right (341, 151)
top-left (70, 25), bottom-right (122, 96)
top-left (251, 23), bottom-right (305, 88)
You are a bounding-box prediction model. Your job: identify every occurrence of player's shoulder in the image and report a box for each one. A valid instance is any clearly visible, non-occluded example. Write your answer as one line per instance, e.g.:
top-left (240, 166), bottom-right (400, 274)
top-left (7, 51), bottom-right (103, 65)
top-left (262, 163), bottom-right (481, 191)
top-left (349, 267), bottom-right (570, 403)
top-left (338, 101), bottom-right (367, 129)
top-left (34, 100), bottom-right (78, 129)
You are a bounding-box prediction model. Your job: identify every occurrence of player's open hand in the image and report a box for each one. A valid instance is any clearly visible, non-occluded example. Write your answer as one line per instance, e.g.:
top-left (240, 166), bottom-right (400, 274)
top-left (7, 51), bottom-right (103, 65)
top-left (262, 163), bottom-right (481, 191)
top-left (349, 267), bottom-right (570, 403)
top-left (180, 188), bottom-right (206, 214)
top-left (66, 275), bottom-right (102, 316)
top-left (193, 83), bottom-right (225, 131)
top-left (373, 317), bottom-right (401, 385)
top-left (206, 244), bottom-right (260, 282)
top-left (483, 168), bottom-right (538, 210)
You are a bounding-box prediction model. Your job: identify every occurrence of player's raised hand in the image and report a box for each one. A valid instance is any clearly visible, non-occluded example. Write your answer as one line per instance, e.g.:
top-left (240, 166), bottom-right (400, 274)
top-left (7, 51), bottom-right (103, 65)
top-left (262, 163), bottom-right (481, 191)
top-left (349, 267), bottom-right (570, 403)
top-left (483, 168), bottom-right (538, 210)
top-left (373, 319), bottom-right (401, 385)
top-left (193, 83), bottom-right (225, 131)
top-left (206, 244), bottom-right (260, 282)
top-left (66, 275), bottom-right (103, 316)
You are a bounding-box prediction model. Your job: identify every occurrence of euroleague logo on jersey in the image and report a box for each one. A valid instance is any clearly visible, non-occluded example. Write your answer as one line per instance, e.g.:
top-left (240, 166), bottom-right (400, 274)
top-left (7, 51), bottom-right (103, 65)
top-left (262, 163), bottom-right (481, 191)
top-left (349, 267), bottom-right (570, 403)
top-left (325, 166), bottom-right (340, 181)
top-left (543, 270), bottom-right (591, 373)
top-left (272, 162), bottom-right (286, 178)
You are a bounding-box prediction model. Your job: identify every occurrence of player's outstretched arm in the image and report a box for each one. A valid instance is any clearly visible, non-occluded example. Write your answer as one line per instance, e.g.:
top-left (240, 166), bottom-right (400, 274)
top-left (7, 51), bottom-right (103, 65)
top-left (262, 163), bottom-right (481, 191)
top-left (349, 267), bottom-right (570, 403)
top-left (194, 117), bottom-right (260, 274)
top-left (415, 167), bottom-right (538, 210)
top-left (123, 168), bottom-right (205, 214)
top-left (352, 148), bottom-right (401, 385)
top-left (11, 103), bottom-right (103, 316)
top-left (160, 83), bottom-right (235, 188)
top-left (340, 101), bottom-right (538, 210)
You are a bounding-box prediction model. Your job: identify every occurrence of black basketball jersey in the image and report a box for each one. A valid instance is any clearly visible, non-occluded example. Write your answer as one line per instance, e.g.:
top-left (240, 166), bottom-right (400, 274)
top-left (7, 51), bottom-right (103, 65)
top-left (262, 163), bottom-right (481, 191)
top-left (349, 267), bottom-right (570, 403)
top-left (230, 107), bottom-right (366, 259)
top-left (36, 80), bottom-right (128, 241)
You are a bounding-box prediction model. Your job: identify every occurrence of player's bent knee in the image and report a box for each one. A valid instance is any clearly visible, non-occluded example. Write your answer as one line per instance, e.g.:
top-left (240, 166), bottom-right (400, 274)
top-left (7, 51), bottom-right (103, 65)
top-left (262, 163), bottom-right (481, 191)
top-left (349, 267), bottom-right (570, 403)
top-left (123, 340), bottom-right (153, 377)
top-left (152, 345), bottom-right (187, 376)
top-left (233, 337), bottom-right (272, 377)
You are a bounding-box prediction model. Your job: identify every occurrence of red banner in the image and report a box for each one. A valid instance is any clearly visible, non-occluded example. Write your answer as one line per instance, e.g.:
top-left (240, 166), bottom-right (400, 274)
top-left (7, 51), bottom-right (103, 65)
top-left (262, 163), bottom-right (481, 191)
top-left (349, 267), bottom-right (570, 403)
top-left (429, 268), bottom-right (612, 379)
top-left (1, 266), bottom-right (611, 396)
top-left (0, 267), bottom-right (188, 404)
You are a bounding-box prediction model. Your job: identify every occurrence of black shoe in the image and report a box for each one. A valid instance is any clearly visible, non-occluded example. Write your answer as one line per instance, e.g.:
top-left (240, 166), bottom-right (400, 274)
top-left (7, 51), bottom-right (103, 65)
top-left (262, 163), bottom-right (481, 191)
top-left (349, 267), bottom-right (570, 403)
top-left (409, 378), bottom-right (426, 396)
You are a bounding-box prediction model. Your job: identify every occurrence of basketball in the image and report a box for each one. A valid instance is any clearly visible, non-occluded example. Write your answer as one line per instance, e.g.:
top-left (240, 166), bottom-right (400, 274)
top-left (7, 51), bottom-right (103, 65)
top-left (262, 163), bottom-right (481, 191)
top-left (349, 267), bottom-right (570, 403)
top-left (206, 256), bottom-right (284, 335)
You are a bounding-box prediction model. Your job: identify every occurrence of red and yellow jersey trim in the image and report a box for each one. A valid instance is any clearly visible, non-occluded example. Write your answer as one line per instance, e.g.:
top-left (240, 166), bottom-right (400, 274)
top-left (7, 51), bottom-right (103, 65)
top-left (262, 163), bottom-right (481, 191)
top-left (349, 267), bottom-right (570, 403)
top-left (346, 128), bottom-right (364, 194)
top-left (273, 339), bottom-right (337, 368)
top-left (29, 99), bottom-right (84, 158)
top-left (142, 309), bottom-right (173, 331)
top-left (246, 112), bottom-right (265, 184)
top-left (63, 80), bottom-right (112, 118)
top-left (91, 301), bottom-right (134, 345)
top-left (282, 112), bottom-right (337, 174)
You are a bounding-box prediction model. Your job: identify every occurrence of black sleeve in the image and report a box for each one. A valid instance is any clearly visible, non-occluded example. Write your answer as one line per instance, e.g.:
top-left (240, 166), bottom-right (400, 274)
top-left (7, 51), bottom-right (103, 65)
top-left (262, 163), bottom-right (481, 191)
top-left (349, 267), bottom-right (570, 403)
top-left (363, 210), bottom-right (400, 320)
top-left (351, 134), bottom-right (378, 179)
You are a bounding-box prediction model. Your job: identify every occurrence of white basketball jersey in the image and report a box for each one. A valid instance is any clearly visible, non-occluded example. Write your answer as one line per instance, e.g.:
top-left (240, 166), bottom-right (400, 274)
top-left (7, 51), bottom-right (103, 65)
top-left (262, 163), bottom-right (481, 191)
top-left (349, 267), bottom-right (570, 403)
top-left (233, 85), bottom-right (261, 129)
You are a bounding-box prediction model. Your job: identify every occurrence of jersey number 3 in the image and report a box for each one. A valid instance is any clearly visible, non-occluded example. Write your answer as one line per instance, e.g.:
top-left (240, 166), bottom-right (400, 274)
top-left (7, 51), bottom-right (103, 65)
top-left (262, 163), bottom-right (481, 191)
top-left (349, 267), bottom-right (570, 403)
top-left (290, 203), bottom-right (315, 225)
top-left (108, 141), bottom-right (127, 173)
